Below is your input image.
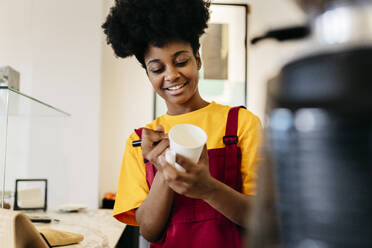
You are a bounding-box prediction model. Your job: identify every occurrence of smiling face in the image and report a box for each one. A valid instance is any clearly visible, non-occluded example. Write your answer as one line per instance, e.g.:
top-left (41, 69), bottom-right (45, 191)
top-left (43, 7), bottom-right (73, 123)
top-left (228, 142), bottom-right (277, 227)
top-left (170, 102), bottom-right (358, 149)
top-left (144, 41), bottom-right (206, 115)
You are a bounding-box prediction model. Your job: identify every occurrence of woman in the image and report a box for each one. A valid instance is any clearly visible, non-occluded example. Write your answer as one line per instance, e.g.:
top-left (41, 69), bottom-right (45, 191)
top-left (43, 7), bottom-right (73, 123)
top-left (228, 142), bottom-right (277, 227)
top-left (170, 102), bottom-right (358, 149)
top-left (102, 0), bottom-right (261, 247)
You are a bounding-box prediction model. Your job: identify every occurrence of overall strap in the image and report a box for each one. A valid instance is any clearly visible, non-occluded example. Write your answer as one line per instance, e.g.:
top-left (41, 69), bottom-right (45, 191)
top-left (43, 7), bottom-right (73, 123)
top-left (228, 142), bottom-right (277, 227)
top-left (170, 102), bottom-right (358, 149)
top-left (223, 106), bottom-right (245, 191)
top-left (134, 128), bottom-right (156, 188)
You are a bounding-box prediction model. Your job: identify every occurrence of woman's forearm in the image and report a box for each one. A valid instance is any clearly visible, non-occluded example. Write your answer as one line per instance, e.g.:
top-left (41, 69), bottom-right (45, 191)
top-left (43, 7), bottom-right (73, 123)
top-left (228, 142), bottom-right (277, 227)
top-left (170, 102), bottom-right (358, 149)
top-left (204, 178), bottom-right (253, 227)
top-left (135, 172), bottom-right (174, 242)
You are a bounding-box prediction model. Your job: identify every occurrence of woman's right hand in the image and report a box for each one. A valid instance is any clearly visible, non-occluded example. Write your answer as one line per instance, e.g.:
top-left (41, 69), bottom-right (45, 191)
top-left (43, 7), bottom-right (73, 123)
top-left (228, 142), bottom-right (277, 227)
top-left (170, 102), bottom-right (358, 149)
top-left (141, 125), bottom-right (169, 170)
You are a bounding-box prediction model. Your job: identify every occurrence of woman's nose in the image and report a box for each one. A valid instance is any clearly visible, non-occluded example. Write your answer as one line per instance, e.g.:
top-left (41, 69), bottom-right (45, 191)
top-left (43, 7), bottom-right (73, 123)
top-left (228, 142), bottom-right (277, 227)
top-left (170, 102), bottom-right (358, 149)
top-left (164, 66), bottom-right (180, 83)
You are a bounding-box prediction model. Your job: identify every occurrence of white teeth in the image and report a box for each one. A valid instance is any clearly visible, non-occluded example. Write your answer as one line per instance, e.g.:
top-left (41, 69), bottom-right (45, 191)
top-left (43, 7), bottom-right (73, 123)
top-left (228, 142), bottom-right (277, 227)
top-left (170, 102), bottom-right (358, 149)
top-left (167, 83), bottom-right (185, 90)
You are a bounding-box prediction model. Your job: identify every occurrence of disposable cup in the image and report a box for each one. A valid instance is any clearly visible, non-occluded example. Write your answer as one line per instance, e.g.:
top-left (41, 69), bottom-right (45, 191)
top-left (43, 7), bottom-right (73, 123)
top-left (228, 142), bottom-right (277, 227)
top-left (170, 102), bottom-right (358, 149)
top-left (165, 124), bottom-right (207, 172)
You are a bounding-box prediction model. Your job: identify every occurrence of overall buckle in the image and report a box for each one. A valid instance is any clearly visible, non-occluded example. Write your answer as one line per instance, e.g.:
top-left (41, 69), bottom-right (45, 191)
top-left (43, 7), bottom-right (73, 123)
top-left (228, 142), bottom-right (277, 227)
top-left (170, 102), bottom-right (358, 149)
top-left (223, 135), bottom-right (238, 145)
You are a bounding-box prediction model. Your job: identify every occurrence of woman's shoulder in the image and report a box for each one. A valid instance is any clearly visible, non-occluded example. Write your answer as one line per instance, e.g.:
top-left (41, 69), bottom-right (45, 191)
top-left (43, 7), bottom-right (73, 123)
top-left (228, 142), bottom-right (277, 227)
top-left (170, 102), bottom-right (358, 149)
top-left (212, 102), bottom-right (260, 123)
top-left (237, 107), bottom-right (260, 123)
top-left (238, 110), bottom-right (261, 135)
top-left (236, 107), bottom-right (261, 139)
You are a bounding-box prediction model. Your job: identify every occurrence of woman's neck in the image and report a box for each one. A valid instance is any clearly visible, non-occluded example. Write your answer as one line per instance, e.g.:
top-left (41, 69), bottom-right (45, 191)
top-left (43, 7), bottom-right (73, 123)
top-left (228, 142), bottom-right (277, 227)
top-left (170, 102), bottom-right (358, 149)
top-left (166, 93), bottom-right (209, 116)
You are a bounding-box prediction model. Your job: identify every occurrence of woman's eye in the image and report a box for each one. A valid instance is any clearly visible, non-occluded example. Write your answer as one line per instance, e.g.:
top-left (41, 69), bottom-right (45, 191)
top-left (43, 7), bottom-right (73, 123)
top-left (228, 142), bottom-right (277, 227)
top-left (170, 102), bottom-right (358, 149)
top-left (175, 60), bottom-right (188, 66)
top-left (151, 68), bottom-right (164, 74)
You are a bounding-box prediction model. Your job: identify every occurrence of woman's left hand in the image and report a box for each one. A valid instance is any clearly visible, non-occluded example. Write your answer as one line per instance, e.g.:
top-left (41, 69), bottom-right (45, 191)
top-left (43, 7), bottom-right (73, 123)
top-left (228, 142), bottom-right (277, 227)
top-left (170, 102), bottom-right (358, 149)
top-left (158, 145), bottom-right (217, 200)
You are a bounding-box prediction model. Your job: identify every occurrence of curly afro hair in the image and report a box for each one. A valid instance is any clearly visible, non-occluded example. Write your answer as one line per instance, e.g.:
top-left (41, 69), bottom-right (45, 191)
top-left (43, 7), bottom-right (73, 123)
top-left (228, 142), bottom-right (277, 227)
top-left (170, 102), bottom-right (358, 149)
top-left (102, 0), bottom-right (210, 68)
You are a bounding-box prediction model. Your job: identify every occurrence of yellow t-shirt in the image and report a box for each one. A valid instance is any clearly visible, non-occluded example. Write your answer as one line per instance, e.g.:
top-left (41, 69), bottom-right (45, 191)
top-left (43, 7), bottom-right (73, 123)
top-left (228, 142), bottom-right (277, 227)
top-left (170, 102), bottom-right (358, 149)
top-left (113, 101), bottom-right (261, 225)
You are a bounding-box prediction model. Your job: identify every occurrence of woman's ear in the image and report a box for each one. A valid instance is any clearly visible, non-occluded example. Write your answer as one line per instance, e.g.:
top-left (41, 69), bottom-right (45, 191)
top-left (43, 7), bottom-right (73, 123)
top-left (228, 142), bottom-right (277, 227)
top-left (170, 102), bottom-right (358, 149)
top-left (195, 51), bottom-right (202, 70)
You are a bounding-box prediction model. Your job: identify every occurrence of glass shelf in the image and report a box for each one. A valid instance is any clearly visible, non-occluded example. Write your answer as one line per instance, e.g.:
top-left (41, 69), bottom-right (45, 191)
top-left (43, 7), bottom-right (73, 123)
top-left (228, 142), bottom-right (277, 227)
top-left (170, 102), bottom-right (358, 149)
top-left (0, 86), bottom-right (70, 117)
top-left (0, 86), bottom-right (70, 209)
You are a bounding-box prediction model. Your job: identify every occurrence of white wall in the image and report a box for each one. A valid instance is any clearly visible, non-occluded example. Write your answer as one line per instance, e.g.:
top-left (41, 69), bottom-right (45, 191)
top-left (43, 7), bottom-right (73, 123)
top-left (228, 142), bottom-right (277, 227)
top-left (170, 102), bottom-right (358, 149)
top-left (98, 1), bottom-right (154, 204)
top-left (0, 0), bottom-right (103, 209)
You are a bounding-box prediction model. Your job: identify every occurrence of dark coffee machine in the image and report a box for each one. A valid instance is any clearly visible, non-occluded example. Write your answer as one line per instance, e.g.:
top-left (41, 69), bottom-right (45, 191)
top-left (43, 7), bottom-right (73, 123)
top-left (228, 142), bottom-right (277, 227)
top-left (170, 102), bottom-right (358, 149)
top-left (250, 1), bottom-right (372, 247)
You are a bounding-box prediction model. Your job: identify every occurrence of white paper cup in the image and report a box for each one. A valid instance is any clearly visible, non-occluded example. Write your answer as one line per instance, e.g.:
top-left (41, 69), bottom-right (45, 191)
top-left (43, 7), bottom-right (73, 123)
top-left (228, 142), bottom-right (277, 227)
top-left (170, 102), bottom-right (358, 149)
top-left (165, 124), bottom-right (207, 172)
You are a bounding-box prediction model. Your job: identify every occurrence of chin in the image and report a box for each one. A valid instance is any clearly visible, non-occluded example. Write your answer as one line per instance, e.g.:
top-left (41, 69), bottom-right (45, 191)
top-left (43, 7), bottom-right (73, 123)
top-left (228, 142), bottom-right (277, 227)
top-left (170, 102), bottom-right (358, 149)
top-left (168, 95), bottom-right (193, 105)
top-left (169, 98), bottom-right (189, 105)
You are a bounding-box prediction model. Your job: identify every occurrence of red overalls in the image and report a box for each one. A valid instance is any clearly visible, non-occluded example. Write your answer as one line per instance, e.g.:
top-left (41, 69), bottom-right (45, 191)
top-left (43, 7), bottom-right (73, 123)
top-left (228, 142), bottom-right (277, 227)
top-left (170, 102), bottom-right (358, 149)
top-left (135, 106), bottom-right (245, 248)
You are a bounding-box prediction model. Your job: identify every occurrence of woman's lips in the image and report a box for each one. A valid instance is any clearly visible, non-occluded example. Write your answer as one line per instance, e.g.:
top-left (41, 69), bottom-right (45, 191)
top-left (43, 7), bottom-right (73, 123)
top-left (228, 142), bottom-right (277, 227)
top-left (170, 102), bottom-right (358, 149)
top-left (163, 82), bottom-right (188, 95)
